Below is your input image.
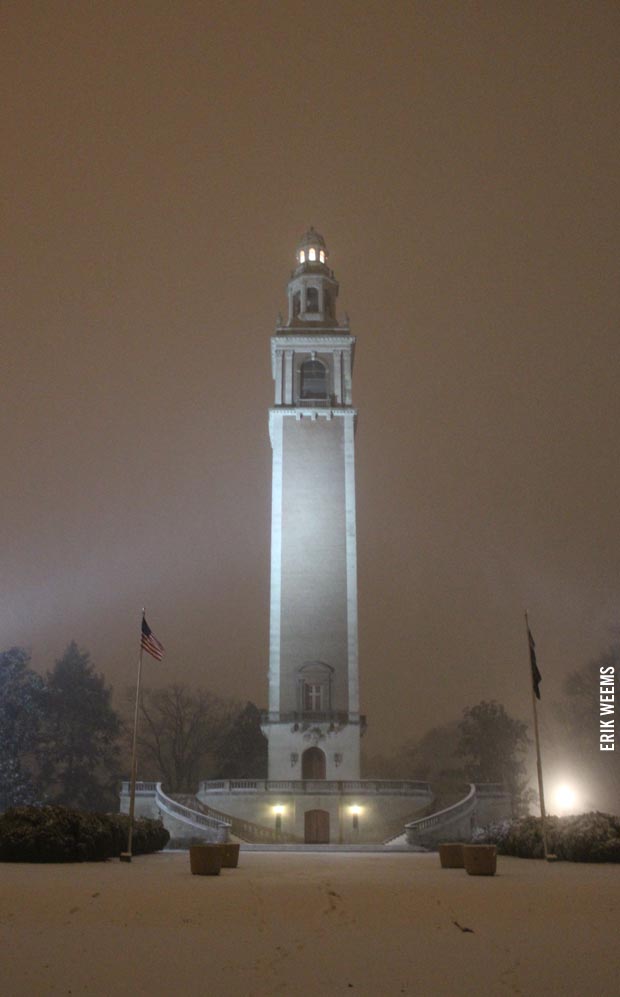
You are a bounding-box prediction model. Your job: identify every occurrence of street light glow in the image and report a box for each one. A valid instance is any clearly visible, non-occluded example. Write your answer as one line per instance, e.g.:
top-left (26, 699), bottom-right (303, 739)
top-left (552, 783), bottom-right (579, 814)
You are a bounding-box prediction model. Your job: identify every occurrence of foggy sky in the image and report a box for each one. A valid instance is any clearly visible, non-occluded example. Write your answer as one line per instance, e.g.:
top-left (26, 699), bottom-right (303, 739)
top-left (3, 1), bottom-right (619, 760)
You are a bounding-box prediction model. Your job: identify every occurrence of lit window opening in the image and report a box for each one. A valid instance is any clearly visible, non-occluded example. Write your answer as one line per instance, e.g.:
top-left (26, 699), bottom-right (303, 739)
top-left (304, 683), bottom-right (324, 712)
top-left (319, 250), bottom-right (325, 263)
top-left (308, 247), bottom-right (316, 261)
top-left (299, 250), bottom-right (305, 263)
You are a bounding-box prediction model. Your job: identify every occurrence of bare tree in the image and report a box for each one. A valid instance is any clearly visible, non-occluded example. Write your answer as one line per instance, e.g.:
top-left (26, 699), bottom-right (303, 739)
top-left (363, 721), bottom-right (462, 782)
top-left (129, 685), bottom-right (236, 793)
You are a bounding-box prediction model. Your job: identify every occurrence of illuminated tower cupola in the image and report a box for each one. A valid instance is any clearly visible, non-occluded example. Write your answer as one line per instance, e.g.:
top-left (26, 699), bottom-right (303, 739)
top-left (287, 227), bottom-right (340, 327)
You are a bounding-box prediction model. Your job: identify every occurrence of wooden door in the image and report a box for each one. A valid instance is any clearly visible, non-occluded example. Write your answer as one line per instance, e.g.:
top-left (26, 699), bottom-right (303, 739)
top-left (301, 746), bottom-right (326, 779)
top-left (304, 809), bottom-right (330, 843)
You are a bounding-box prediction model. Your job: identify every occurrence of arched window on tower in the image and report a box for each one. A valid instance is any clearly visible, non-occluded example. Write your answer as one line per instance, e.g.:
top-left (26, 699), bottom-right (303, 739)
top-left (298, 662), bottom-right (333, 718)
top-left (306, 287), bottom-right (319, 313)
top-left (300, 358), bottom-right (327, 400)
top-left (293, 291), bottom-right (301, 317)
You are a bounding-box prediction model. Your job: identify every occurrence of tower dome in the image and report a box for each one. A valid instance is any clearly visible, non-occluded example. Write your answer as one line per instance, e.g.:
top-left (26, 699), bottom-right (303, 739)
top-left (286, 228), bottom-right (339, 327)
top-left (295, 226), bottom-right (328, 267)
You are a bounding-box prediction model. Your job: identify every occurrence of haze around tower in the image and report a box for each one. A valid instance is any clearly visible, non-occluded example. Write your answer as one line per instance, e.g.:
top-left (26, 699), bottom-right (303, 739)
top-left (2, 2), bottom-right (619, 765)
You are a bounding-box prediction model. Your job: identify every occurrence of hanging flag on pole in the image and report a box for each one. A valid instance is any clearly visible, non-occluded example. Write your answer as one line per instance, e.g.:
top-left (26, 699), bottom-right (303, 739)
top-left (141, 615), bottom-right (165, 661)
top-left (524, 612), bottom-right (555, 861)
top-left (121, 610), bottom-right (165, 863)
top-left (528, 625), bottom-right (542, 700)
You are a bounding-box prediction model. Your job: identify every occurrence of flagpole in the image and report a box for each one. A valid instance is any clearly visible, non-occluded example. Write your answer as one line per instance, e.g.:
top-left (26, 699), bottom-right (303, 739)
top-left (121, 609), bottom-right (145, 863)
top-left (524, 610), bottom-right (552, 861)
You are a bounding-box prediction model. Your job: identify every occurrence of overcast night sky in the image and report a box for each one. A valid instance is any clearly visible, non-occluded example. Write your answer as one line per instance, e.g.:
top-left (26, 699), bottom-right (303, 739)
top-left (2, 1), bottom-right (619, 762)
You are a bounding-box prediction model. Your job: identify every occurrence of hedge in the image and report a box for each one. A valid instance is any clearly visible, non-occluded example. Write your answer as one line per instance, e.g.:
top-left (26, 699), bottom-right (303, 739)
top-left (474, 811), bottom-right (620, 862)
top-left (0, 805), bottom-right (170, 862)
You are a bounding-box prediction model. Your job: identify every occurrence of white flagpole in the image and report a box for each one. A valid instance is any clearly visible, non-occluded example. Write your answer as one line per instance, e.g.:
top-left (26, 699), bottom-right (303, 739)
top-left (524, 611), bottom-right (554, 861)
top-left (121, 609), bottom-right (145, 863)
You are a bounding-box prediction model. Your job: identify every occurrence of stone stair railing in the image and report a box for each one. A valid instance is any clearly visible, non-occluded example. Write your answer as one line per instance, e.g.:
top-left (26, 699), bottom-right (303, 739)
top-left (382, 801), bottom-right (438, 846)
top-left (155, 784), bottom-right (230, 842)
top-left (405, 784), bottom-right (478, 846)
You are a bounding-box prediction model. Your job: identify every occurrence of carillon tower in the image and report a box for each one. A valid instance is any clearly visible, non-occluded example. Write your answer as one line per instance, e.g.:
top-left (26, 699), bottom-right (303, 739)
top-left (263, 228), bottom-right (363, 780)
top-left (124, 228), bottom-right (436, 843)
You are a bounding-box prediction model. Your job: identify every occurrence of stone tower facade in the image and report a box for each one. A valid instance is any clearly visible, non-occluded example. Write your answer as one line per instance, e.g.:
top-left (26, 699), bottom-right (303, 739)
top-left (262, 229), bottom-right (363, 781)
top-left (121, 231), bottom-right (439, 843)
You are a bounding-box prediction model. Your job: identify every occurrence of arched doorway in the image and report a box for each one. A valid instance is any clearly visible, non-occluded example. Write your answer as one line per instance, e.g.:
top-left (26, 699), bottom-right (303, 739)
top-left (302, 746), bottom-right (326, 780)
top-left (305, 809), bottom-right (330, 844)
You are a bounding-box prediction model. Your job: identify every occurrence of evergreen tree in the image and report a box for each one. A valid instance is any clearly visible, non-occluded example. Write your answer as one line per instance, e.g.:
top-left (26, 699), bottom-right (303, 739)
top-left (0, 647), bottom-right (44, 810)
top-left (457, 699), bottom-right (530, 813)
top-left (38, 642), bottom-right (121, 810)
top-left (215, 702), bottom-right (268, 779)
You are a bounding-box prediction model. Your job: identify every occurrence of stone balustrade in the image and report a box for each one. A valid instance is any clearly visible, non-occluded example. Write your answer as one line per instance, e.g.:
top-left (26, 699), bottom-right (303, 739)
top-left (120, 781), bottom-right (159, 794)
top-left (406, 785), bottom-right (477, 836)
top-left (155, 784), bottom-right (230, 837)
top-left (199, 778), bottom-right (432, 796)
top-left (404, 783), bottom-right (513, 846)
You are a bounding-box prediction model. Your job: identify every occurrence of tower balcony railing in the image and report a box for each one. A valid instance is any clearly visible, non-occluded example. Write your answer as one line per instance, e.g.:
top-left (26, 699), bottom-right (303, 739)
top-left (199, 779), bottom-right (433, 797)
top-left (298, 395), bottom-right (332, 406)
top-left (260, 710), bottom-right (367, 732)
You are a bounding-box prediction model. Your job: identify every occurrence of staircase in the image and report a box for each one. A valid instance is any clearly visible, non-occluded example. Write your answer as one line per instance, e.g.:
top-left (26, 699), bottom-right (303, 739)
top-left (382, 800), bottom-right (438, 845)
top-left (404, 784), bottom-right (478, 847)
top-left (169, 792), bottom-right (300, 844)
top-left (154, 784), bottom-right (230, 842)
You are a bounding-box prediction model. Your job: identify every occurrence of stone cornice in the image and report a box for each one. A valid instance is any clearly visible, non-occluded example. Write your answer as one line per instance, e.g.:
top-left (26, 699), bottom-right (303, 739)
top-left (269, 406), bottom-right (356, 416)
top-left (271, 334), bottom-right (355, 349)
top-left (269, 406), bottom-right (357, 445)
top-left (269, 405), bottom-right (357, 447)
top-left (271, 335), bottom-right (356, 371)
top-left (275, 322), bottom-right (349, 335)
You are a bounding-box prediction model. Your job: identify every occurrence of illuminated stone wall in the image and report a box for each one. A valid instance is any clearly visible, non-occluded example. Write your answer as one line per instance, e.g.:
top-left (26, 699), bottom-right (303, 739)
top-left (279, 417), bottom-right (349, 712)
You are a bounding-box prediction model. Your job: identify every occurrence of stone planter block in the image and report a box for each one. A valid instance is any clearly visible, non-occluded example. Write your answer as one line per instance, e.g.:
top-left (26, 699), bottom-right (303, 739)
top-left (438, 843), bottom-right (465, 868)
top-left (464, 844), bottom-right (497, 876)
top-left (189, 844), bottom-right (223, 876)
top-left (221, 843), bottom-right (240, 868)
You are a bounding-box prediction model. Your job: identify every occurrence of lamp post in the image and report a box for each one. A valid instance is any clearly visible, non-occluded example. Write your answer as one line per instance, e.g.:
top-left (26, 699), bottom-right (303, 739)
top-left (273, 805), bottom-right (285, 837)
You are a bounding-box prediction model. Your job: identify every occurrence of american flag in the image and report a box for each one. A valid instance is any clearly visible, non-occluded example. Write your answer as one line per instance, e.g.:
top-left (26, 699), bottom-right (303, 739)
top-left (141, 615), bottom-right (164, 661)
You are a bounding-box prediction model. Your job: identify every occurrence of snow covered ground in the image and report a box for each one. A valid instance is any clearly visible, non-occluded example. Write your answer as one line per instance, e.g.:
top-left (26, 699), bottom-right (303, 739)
top-left (2, 850), bottom-right (618, 995)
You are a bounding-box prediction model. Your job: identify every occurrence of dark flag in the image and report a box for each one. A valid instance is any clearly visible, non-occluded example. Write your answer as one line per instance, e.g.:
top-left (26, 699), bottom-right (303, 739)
top-left (528, 626), bottom-right (542, 699)
top-left (141, 616), bottom-right (164, 661)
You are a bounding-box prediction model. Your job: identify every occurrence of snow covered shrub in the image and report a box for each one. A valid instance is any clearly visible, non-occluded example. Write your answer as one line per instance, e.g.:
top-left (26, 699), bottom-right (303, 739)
top-left (556, 812), bottom-right (620, 863)
top-left (474, 812), bottom-right (620, 862)
top-left (0, 806), bottom-right (169, 862)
